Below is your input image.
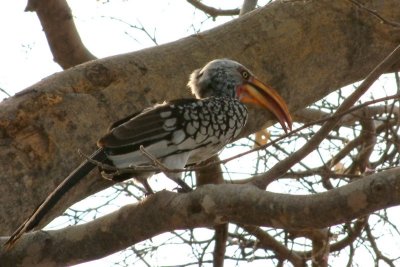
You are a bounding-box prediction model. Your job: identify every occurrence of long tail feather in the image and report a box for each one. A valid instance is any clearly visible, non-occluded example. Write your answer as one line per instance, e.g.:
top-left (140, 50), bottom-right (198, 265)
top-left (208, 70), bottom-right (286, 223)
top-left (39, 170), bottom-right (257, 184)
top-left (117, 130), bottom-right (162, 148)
top-left (3, 148), bottom-right (107, 250)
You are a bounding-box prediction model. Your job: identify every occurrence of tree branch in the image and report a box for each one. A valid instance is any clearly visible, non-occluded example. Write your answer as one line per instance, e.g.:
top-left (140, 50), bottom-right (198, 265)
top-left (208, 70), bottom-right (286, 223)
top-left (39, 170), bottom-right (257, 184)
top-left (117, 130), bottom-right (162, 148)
top-left (294, 105), bottom-right (400, 127)
top-left (2, 167), bottom-right (400, 266)
top-left (26, 0), bottom-right (96, 69)
top-left (186, 0), bottom-right (240, 18)
top-left (241, 225), bottom-right (305, 266)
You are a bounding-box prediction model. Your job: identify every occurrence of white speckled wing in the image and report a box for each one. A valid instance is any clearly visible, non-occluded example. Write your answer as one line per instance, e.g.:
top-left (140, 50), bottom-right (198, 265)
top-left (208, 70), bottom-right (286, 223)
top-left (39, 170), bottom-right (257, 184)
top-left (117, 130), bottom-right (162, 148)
top-left (98, 98), bottom-right (248, 169)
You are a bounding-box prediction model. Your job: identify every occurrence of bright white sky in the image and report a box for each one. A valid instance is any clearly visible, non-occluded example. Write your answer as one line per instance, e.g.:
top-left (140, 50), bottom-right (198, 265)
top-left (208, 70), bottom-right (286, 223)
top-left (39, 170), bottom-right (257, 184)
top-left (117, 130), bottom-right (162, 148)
top-left (1, 1), bottom-right (399, 266)
top-left (0, 0), bottom-right (245, 99)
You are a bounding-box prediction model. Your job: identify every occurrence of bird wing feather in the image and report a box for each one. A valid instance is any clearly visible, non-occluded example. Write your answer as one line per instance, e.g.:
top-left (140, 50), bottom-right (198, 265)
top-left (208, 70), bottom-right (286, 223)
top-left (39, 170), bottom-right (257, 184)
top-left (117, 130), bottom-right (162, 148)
top-left (98, 98), bottom-right (200, 150)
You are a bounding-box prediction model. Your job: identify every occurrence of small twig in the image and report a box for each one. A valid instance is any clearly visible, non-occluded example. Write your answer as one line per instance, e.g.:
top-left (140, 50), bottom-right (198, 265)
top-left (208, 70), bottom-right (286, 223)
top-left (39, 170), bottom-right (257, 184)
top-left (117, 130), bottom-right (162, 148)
top-left (140, 146), bottom-right (192, 192)
top-left (78, 149), bottom-right (117, 171)
top-left (187, 0), bottom-right (240, 18)
top-left (104, 16), bottom-right (158, 45)
top-left (139, 145), bottom-right (172, 173)
top-left (241, 225), bottom-right (305, 266)
top-left (365, 223), bottom-right (396, 267)
top-left (0, 87), bottom-right (11, 97)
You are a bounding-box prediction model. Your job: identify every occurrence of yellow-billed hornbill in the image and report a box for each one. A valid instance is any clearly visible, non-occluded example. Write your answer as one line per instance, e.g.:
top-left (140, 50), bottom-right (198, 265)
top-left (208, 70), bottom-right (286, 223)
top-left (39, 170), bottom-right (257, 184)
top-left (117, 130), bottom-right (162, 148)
top-left (4, 59), bottom-right (292, 249)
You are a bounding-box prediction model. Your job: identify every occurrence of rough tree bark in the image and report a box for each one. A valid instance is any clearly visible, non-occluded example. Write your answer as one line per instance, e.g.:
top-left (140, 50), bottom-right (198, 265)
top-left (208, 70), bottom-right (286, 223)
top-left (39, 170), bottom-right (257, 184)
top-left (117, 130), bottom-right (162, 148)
top-left (1, 0), bottom-right (400, 265)
top-left (1, 167), bottom-right (400, 266)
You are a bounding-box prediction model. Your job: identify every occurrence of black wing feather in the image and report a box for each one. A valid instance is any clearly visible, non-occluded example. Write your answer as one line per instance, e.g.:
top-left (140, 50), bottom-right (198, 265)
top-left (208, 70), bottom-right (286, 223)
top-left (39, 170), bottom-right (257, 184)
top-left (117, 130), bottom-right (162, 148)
top-left (98, 98), bottom-right (199, 148)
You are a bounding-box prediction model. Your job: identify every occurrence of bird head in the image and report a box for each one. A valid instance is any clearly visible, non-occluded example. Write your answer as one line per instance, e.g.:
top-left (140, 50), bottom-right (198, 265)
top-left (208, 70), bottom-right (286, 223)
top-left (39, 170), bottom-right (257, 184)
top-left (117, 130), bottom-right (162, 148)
top-left (188, 59), bottom-right (292, 133)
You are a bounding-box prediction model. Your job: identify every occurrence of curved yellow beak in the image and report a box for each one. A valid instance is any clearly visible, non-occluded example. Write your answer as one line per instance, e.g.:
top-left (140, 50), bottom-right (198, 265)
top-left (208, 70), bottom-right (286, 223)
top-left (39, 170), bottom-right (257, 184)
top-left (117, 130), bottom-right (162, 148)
top-left (238, 77), bottom-right (292, 133)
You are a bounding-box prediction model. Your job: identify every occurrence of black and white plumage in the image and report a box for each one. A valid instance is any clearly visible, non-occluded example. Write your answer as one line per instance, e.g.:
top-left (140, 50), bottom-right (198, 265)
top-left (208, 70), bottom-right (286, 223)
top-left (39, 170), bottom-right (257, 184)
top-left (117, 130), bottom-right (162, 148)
top-left (100, 98), bottom-right (247, 170)
top-left (4, 59), bottom-right (292, 249)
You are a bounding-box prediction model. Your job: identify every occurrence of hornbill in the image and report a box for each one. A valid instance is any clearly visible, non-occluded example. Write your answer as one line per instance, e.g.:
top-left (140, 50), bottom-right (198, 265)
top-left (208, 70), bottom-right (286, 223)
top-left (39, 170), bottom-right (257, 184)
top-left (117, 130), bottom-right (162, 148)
top-left (4, 59), bottom-right (292, 249)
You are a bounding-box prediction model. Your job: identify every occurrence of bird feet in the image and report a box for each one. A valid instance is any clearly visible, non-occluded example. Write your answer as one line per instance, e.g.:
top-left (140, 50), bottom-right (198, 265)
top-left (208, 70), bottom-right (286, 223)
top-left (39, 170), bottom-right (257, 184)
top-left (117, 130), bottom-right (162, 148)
top-left (101, 170), bottom-right (191, 194)
top-left (100, 170), bottom-right (155, 195)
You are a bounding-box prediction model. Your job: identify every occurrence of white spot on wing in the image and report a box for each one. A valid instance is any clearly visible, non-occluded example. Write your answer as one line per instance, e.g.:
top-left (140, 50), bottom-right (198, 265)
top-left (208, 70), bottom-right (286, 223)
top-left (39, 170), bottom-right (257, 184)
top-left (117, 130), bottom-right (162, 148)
top-left (183, 110), bottom-right (191, 120)
top-left (172, 129), bottom-right (186, 144)
top-left (164, 118), bottom-right (177, 128)
top-left (160, 111), bottom-right (172, 118)
top-left (186, 123), bottom-right (197, 135)
top-left (200, 126), bottom-right (207, 135)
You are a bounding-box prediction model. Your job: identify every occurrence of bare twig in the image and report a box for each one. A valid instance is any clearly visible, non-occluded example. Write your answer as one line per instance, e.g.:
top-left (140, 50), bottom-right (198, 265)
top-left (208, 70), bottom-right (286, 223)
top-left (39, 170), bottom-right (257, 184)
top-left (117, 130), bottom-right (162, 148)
top-left (295, 105), bottom-right (400, 127)
top-left (104, 16), bottom-right (158, 45)
top-left (242, 225), bottom-right (305, 267)
top-left (78, 149), bottom-right (116, 171)
top-left (139, 145), bottom-right (171, 173)
top-left (365, 223), bottom-right (396, 267)
top-left (0, 87), bottom-right (11, 97)
top-left (187, 0), bottom-right (240, 18)
top-left (348, 111), bottom-right (376, 174)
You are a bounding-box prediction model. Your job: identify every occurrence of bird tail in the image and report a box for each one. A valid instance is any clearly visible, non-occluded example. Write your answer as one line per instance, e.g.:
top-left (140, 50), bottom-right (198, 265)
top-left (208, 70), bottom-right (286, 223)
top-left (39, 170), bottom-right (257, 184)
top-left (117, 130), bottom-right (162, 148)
top-left (3, 148), bottom-right (108, 250)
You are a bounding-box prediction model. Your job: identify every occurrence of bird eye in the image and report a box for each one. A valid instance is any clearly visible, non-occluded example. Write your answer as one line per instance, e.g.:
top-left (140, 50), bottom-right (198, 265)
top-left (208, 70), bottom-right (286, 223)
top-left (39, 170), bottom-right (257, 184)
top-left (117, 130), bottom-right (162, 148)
top-left (241, 70), bottom-right (250, 80)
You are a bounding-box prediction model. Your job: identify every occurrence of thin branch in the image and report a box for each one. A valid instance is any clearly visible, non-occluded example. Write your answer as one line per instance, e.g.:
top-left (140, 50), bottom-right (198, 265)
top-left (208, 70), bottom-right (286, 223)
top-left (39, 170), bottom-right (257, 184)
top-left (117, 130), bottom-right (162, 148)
top-left (187, 0), bottom-right (240, 18)
top-left (348, 111), bottom-right (376, 174)
top-left (0, 87), bottom-right (11, 97)
top-left (295, 105), bottom-right (400, 127)
top-left (365, 223), bottom-right (396, 267)
top-left (241, 225), bottom-right (305, 267)
top-left (139, 145), bottom-right (171, 173)
top-left (329, 217), bottom-right (367, 253)
top-left (104, 16), bottom-right (158, 45)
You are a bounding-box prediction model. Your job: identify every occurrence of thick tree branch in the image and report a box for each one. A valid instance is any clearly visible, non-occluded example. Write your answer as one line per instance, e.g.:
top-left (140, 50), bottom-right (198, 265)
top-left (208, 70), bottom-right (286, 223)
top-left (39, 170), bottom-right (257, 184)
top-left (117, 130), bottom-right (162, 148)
top-left (1, 0), bottom-right (400, 235)
top-left (2, 167), bottom-right (400, 266)
top-left (26, 0), bottom-right (96, 68)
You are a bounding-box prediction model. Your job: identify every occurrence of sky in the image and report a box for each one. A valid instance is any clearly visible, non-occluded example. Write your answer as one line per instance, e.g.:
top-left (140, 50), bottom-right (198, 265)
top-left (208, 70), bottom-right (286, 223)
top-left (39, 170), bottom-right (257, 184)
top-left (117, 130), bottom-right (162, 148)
top-left (1, 1), bottom-right (400, 266)
top-left (0, 0), bottom-right (248, 99)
